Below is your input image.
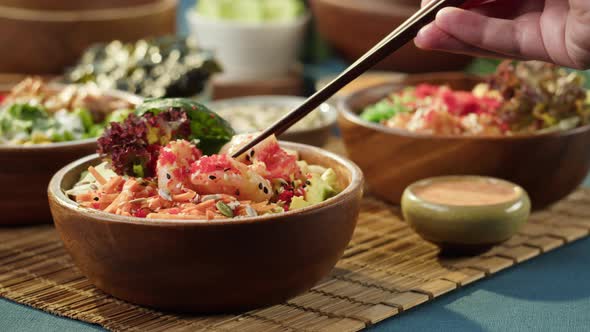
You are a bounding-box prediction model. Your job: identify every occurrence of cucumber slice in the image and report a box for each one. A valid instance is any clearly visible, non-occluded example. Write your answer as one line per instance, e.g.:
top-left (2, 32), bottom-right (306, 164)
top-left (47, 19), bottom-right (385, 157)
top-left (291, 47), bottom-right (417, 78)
top-left (196, 0), bottom-right (305, 22)
top-left (228, 0), bottom-right (265, 22)
top-left (196, 0), bottom-right (223, 19)
top-left (263, 0), bottom-right (305, 22)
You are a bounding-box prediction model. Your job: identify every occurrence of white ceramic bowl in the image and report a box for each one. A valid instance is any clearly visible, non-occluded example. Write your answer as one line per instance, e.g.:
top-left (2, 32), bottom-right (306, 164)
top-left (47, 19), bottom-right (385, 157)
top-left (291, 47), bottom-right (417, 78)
top-left (186, 11), bottom-right (309, 81)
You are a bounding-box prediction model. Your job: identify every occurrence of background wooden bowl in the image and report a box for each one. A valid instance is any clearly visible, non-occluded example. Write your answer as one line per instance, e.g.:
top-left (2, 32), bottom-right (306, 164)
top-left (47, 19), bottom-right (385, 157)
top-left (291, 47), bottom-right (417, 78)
top-left (0, 0), bottom-right (176, 74)
top-left (338, 73), bottom-right (590, 209)
top-left (0, 0), bottom-right (159, 10)
top-left (0, 84), bottom-right (141, 225)
top-left (48, 143), bottom-right (364, 313)
top-left (309, 0), bottom-right (473, 73)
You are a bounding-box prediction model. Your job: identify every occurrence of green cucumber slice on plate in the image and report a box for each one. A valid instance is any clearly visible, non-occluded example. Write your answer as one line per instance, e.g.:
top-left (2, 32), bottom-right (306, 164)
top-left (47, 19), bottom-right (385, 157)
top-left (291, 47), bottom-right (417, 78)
top-left (196, 0), bottom-right (305, 22)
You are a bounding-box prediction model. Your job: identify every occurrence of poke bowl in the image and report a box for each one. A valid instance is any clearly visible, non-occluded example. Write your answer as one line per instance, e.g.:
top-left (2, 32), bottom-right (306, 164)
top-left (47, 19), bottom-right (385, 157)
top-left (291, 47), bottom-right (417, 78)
top-left (207, 96), bottom-right (337, 147)
top-left (0, 77), bottom-right (141, 224)
top-left (338, 62), bottom-right (590, 209)
top-left (48, 136), bottom-right (363, 312)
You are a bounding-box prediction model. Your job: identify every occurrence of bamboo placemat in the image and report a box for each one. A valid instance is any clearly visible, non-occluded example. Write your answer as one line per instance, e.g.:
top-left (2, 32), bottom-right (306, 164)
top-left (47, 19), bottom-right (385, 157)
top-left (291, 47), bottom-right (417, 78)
top-left (1, 187), bottom-right (590, 332)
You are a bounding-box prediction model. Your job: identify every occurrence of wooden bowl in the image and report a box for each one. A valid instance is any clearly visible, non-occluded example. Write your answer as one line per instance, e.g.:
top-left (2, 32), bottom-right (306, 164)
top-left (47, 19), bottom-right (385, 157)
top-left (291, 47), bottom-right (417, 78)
top-left (207, 96), bottom-right (338, 147)
top-left (0, 0), bottom-right (176, 74)
top-left (338, 72), bottom-right (590, 209)
top-left (309, 0), bottom-right (472, 73)
top-left (0, 0), bottom-right (159, 10)
top-left (0, 84), bottom-right (142, 225)
top-left (48, 142), bottom-right (364, 313)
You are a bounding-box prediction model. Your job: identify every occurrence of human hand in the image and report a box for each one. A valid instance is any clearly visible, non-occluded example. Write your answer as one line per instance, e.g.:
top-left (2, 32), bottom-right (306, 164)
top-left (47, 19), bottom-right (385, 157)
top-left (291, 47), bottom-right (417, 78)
top-left (414, 0), bottom-right (590, 69)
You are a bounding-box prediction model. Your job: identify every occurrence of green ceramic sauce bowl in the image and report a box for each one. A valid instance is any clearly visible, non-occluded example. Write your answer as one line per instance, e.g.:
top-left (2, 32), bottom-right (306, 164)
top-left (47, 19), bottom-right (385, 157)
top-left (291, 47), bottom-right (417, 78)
top-left (402, 176), bottom-right (530, 250)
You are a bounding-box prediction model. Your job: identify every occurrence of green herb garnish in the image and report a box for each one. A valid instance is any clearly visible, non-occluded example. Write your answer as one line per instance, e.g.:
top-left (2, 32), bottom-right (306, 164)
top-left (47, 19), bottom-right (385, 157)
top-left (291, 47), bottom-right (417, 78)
top-left (216, 201), bottom-right (234, 218)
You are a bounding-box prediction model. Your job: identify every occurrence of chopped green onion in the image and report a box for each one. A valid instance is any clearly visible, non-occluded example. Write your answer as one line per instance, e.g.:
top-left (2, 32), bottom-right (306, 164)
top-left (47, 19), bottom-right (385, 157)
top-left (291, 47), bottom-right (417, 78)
top-left (74, 108), bottom-right (94, 130)
top-left (133, 164), bottom-right (145, 178)
top-left (216, 201), bottom-right (234, 218)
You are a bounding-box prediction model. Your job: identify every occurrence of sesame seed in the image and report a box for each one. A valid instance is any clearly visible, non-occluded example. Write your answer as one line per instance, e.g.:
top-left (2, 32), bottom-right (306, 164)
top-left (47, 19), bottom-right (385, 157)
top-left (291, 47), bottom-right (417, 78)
top-left (235, 189), bottom-right (240, 196)
top-left (246, 155), bottom-right (251, 162)
top-left (245, 205), bottom-right (258, 217)
top-left (201, 194), bottom-right (221, 201)
top-left (128, 198), bottom-right (147, 204)
top-left (258, 183), bottom-right (263, 190)
top-left (93, 197), bottom-right (99, 201)
top-left (209, 175), bottom-right (217, 180)
top-left (263, 187), bottom-right (269, 194)
top-left (166, 173), bottom-right (171, 180)
top-left (216, 201), bottom-right (234, 218)
top-left (306, 180), bottom-right (311, 186)
top-left (250, 150), bottom-right (255, 157)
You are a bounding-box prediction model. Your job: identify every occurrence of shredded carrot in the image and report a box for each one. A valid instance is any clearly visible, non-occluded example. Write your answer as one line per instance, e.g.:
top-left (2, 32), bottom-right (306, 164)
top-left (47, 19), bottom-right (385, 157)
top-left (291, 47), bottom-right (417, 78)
top-left (75, 192), bottom-right (93, 202)
top-left (101, 176), bottom-right (124, 194)
top-left (172, 191), bottom-right (196, 202)
top-left (146, 213), bottom-right (204, 220)
top-left (194, 199), bottom-right (216, 211)
top-left (88, 166), bottom-right (107, 185)
top-left (74, 165), bottom-right (287, 220)
top-left (104, 192), bottom-right (127, 213)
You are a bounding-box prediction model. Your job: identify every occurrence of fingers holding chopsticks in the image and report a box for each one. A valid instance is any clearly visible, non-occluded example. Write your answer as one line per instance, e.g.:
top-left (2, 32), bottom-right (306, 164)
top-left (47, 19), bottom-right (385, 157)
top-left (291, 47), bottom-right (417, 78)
top-left (414, 0), bottom-right (590, 69)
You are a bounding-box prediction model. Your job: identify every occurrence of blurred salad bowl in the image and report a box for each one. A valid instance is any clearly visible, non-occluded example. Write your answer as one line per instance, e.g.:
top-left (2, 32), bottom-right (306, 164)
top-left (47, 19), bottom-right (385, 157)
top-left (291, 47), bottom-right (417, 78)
top-left (0, 78), bottom-right (141, 224)
top-left (338, 66), bottom-right (590, 209)
top-left (207, 96), bottom-right (337, 147)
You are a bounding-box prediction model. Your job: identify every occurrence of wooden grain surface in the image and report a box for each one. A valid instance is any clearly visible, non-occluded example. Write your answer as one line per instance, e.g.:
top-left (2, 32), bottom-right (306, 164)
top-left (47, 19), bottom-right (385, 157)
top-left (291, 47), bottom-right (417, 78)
top-left (0, 138), bottom-right (589, 331)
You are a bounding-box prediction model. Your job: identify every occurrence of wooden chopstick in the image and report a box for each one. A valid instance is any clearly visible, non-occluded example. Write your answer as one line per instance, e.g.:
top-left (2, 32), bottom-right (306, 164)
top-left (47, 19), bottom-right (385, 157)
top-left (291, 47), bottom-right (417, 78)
top-left (231, 0), bottom-right (469, 158)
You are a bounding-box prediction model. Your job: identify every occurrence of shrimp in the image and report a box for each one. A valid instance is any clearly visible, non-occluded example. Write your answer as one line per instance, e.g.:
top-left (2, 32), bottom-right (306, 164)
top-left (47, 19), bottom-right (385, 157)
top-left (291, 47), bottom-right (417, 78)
top-left (219, 133), bottom-right (258, 156)
top-left (220, 134), bottom-right (303, 181)
top-left (189, 154), bottom-right (272, 202)
top-left (156, 140), bottom-right (202, 200)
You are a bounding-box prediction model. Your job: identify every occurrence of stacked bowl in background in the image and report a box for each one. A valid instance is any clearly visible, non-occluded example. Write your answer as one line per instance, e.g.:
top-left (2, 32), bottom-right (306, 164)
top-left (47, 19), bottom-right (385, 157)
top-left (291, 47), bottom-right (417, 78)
top-left (0, 0), bottom-right (177, 74)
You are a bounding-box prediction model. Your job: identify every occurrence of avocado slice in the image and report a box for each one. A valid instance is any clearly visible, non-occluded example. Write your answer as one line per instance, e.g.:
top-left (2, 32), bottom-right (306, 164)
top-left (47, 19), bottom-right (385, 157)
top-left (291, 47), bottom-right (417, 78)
top-left (289, 196), bottom-right (312, 210)
top-left (289, 168), bottom-right (340, 210)
top-left (320, 168), bottom-right (339, 191)
top-left (135, 98), bottom-right (235, 155)
top-left (305, 173), bottom-right (337, 204)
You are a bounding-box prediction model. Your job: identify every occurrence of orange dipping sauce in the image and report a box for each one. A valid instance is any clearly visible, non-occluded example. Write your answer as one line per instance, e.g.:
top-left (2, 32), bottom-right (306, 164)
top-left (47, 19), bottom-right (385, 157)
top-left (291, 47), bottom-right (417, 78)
top-left (413, 177), bottom-right (519, 206)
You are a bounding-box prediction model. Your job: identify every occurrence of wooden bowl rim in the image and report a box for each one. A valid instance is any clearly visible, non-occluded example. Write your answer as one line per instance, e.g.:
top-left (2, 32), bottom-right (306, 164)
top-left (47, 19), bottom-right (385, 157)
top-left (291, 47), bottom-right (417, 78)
top-left (206, 95), bottom-right (337, 135)
top-left (338, 71), bottom-right (590, 140)
top-left (48, 141), bottom-right (364, 227)
top-left (0, 83), bottom-right (142, 152)
top-left (0, 0), bottom-right (176, 22)
top-left (312, 0), bottom-right (416, 17)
